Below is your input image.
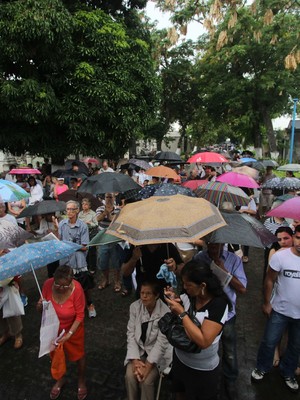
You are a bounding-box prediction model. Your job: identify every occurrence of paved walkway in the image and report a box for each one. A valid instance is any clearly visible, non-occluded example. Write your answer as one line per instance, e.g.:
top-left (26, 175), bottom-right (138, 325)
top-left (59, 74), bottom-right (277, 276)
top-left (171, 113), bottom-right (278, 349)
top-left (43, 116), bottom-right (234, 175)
top-left (0, 248), bottom-right (299, 399)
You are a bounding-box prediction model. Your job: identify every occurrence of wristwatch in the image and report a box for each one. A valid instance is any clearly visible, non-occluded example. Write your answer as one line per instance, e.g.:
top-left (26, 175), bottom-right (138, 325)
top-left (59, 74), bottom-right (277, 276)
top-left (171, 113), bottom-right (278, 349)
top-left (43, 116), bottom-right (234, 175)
top-left (179, 311), bottom-right (188, 320)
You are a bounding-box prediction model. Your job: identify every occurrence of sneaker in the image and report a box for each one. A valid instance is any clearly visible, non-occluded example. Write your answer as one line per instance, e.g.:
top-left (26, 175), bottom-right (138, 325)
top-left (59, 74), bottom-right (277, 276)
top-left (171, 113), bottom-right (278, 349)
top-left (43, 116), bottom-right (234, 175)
top-left (283, 376), bottom-right (299, 392)
top-left (88, 304), bottom-right (96, 318)
top-left (20, 294), bottom-right (28, 307)
top-left (251, 368), bottom-right (266, 381)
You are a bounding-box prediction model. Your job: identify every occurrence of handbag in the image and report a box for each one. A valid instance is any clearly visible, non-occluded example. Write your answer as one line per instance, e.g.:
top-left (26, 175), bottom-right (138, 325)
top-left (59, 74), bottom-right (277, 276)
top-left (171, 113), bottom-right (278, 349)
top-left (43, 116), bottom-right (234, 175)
top-left (50, 343), bottom-right (66, 380)
top-left (158, 300), bottom-right (201, 353)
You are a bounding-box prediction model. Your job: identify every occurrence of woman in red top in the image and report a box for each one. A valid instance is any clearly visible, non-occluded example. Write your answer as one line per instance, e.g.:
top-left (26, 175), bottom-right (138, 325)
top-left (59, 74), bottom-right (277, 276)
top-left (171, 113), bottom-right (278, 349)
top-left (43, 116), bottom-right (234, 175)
top-left (37, 265), bottom-right (87, 400)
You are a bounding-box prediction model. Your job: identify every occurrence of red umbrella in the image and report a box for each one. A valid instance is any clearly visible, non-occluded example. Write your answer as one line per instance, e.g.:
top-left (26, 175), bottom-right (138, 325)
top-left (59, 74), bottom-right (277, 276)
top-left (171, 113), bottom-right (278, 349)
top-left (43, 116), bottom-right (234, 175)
top-left (181, 179), bottom-right (208, 191)
top-left (10, 168), bottom-right (41, 175)
top-left (266, 197), bottom-right (300, 220)
top-left (216, 172), bottom-right (259, 189)
top-left (187, 152), bottom-right (228, 164)
top-left (81, 157), bottom-right (100, 165)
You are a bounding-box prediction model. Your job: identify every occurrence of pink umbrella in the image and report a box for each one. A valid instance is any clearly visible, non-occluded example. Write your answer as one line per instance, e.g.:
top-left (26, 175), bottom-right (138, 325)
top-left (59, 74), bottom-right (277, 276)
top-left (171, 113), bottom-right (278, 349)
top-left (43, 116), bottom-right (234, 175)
top-left (216, 172), bottom-right (259, 188)
top-left (187, 152), bottom-right (228, 164)
top-left (81, 157), bottom-right (100, 164)
top-left (181, 179), bottom-right (208, 191)
top-left (266, 197), bottom-right (300, 219)
top-left (10, 168), bottom-right (41, 175)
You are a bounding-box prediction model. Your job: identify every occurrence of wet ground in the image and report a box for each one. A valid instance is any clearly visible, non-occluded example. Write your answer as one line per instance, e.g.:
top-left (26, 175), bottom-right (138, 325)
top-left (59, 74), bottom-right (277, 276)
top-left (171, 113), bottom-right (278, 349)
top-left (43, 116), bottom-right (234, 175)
top-left (0, 248), bottom-right (299, 400)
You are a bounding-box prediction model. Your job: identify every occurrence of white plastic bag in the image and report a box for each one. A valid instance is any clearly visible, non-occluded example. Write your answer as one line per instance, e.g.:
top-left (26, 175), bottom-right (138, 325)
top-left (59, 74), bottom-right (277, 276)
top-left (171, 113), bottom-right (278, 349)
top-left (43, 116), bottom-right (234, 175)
top-left (2, 285), bottom-right (25, 318)
top-left (39, 300), bottom-right (60, 358)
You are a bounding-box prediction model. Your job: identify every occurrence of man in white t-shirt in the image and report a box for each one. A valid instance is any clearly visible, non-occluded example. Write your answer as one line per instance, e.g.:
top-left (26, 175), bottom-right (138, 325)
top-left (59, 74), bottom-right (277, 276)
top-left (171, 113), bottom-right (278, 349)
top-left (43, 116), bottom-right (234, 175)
top-left (251, 225), bottom-right (300, 392)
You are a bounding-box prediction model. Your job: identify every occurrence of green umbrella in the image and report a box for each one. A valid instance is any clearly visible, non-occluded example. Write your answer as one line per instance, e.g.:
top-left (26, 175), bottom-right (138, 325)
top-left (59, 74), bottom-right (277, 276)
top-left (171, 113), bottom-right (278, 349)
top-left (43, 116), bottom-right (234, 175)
top-left (88, 229), bottom-right (122, 247)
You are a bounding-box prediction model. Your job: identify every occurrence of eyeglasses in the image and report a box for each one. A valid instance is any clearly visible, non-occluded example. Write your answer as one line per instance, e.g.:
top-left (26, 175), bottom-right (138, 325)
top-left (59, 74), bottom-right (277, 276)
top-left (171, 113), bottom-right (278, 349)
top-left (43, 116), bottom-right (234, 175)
top-left (54, 282), bottom-right (72, 289)
top-left (66, 208), bottom-right (78, 211)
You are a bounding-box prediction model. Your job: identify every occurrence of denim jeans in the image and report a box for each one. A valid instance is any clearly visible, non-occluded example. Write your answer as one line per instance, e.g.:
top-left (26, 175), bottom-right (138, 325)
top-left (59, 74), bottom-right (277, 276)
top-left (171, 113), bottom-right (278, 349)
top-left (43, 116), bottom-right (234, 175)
top-left (97, 243), bottom-right (120, 271)
top-left (256, 310), bottom-right (300, 377)
top-left (221, 316), bottom-right (238, 382)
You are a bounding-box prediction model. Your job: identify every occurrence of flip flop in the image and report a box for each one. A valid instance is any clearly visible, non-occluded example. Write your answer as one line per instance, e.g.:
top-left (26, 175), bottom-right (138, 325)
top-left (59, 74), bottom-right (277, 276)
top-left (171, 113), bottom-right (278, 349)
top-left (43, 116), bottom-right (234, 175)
top-left (114, 283), bottom-right (122, 293)
top-left (77, 386), bottom-right (88, 400)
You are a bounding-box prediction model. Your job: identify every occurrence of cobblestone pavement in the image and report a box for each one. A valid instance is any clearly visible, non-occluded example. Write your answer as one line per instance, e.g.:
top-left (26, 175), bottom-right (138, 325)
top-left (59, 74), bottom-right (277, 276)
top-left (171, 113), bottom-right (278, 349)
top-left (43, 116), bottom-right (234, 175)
top-left (0, 248), bottom-right (299, 400)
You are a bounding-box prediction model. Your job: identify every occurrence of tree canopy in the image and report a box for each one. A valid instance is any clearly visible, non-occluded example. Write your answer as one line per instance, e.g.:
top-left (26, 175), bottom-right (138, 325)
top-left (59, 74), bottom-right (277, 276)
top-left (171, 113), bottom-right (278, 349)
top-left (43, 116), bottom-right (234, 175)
top-left (0, 0), bottom-right (159, 162)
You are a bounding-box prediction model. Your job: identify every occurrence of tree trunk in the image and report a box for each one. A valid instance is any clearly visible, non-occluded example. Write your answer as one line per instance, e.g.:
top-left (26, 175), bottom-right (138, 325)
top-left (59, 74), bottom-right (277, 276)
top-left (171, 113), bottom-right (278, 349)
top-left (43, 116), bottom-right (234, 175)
top-left (261, 106), bottom-right (277, 153)
top-left (156, 140), bottom-right (162, 152)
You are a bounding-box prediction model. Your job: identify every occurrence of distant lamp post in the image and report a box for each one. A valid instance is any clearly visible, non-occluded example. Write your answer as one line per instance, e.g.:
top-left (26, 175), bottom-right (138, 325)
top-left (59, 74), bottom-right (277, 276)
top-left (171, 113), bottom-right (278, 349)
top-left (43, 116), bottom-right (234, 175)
top-left (289, 98), bottom-right (299, 163)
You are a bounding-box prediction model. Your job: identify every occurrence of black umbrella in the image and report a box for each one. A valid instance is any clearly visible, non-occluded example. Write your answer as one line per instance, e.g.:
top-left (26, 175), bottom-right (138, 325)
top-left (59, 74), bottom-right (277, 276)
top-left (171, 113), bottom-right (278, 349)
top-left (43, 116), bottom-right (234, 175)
top-left (18, 200), bottom-right (66, 218)
top-left (153, 183), bottom-right (195, 197)
top-left (127, 159), bottom-right (151, 170)
top-left (57, 190), bottom-right (101, 211)
top-left (52, 169), bottom-right (88, 180)
top-left (154, 151), bottom-right (182, 162)
top-left (78, 172), bottom-right (141, 195)
top-left (240, 161), bottom-right (265, 171)
top-left (64, 159), bottom-right (89, 175)
top-left (205, 211), bottom-right (277, 248)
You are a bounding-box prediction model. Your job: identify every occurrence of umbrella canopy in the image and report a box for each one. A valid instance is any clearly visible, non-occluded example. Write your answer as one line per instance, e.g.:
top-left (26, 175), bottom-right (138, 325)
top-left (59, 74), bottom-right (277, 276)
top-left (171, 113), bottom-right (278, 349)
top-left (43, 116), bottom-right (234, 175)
top-left (239, 157), bottom-right (257, 163)
top-left (153, 183), bottom-right (195, 197)
top-left (240, 161), bottom-right (265, 171)
top-left (18, 200), bottom-right (66, 218)
top-left (64, 159), bottom-right (89, 175)
top-left (145, 166), bottom-right (179, 180)
top-left (52, 169), bottom-right (88, 180)
top-left (106, 194), bottom-right (226, 245)
top-left (266, 197), bottom-right (300, 220)
top-left (88, 229), bottom-right (122, 247)
top-left (261, 159), bottom-right (278, 168)
top-left (232, 166), bottom-right (259, 180)
top-left (0, 240), bottom-right (81, 281)
top-left (195, 182), bottom-right (250, 207)
top-left (127, 159), bottom-right (151, 170)
top-left (181, 179), bottom-right (208, 191)
top-left (81, 157), bottom-right (100, 165)
top-left (57, 190), bottom-right (101, 211)
top-left (205, 211), bottom-right (277, 248)
top-left (187, 152), bottom-right (228, 164)
top-left (78, 172), bottom-right (141, 195)
top-left (0, 220), bottom-right (33, 247)
top-left (154, 151), bottom-right (182, 162)
top-left (261, 177), bottom-right (300, 191)
top-left (277, 164), bottom-right (300, 172)
top-left (216, 172), bottom-right (260, 189)
top-left (0, 179), bottom-right (30, 202)
top-left (138, 184), bottom-right (160, 200)
top-left (10, 168), bottom-right (41, 175)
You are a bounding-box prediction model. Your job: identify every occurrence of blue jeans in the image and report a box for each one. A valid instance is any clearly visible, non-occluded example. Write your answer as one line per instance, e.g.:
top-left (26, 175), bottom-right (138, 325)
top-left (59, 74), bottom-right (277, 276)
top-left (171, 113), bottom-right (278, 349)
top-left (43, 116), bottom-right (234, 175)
top-left (256, 310), bottom-right (300, 377)
top-left (221, 316), bottom-right (238, 382)
top-left (97, 243), bottom-right (120, 271)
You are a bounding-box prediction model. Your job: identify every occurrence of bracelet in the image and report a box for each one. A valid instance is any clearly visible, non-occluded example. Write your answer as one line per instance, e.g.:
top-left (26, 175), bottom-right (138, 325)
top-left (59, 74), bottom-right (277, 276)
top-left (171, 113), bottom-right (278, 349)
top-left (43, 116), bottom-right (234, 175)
top-left (68, 330), bottom-right (74, 336)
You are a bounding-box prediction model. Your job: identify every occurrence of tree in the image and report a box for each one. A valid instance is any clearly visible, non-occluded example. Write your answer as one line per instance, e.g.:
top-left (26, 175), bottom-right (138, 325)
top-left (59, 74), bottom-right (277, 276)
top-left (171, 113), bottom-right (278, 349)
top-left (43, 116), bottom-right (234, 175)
top-left (0, 0), bottom-right (159, 161)
top-left (191, 2), bottom-right (300, 153)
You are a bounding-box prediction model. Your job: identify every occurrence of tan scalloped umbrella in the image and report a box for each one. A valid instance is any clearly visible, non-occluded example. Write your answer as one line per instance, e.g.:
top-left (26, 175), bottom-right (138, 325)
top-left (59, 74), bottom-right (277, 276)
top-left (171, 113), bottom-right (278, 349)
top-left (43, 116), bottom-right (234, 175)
top-left (106, 194), bottom-right (226, 245)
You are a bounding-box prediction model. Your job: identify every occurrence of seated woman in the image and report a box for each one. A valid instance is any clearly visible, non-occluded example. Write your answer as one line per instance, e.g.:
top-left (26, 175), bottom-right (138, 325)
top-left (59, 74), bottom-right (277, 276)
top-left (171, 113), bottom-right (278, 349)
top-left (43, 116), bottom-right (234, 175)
top-left (124, 280), bottom-right (172, 400)
top-left (7, 199), bottom-right (27, 228)
top-left (37, 265), bottom-right (87, 400)
top-left (165, 260), bottom-right (230, 400)
top-left (53, 178), bottom-right (69, 200)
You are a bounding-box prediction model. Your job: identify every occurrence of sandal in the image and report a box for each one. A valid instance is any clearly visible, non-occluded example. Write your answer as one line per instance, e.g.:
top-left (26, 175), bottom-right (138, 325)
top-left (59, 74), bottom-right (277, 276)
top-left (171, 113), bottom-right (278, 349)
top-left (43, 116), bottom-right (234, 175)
top-left (50, 383), bottom-right (65, 400)
top-left (14, 335), bottom-right (23, 350)
top-left (114, 282), bottom-right (122, 293)
top-left (77, 386), bottom-right (88, 400)
top-left (98, 281), bottom-right (110, 290)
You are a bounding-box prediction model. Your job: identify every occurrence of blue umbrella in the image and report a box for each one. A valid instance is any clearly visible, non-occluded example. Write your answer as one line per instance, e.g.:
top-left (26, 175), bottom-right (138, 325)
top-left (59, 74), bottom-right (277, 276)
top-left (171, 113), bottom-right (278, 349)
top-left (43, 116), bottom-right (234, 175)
top-left (0, 240), bottom-right (81, 282)
top-left (138, 184), bottom-right (160, 199)
top-left (240, 157), bottom-right (257, 163)
top-left (0, 179), bottom-right (30, 202)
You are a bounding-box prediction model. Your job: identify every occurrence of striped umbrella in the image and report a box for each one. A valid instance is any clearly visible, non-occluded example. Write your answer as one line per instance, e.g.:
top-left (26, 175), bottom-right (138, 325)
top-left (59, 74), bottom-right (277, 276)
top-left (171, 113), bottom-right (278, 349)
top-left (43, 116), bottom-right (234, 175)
top-left (195, 182), bottom-right (250, 207)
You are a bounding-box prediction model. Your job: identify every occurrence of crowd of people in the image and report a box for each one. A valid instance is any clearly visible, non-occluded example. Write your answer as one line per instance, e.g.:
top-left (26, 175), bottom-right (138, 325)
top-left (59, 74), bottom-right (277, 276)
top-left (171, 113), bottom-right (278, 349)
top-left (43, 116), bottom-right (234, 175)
top-left (1, 154), bottom-right (300, 400)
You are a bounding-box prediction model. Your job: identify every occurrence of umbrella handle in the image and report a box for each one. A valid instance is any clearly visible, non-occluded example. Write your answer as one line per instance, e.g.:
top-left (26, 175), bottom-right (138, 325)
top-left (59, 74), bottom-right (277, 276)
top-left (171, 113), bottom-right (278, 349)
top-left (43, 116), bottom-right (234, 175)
top-left (30, 264), bottom-right (43, 299)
